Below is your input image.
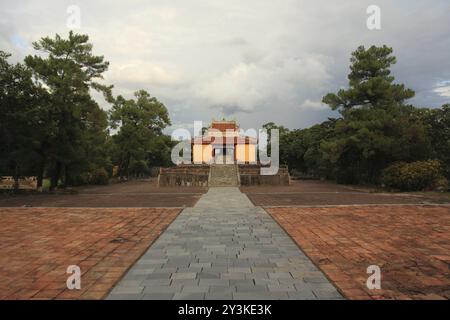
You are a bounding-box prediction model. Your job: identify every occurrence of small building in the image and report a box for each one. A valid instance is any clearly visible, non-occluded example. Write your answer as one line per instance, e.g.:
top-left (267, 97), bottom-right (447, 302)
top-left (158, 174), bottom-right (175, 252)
top-left (192, 120), bottom-right (257, 164)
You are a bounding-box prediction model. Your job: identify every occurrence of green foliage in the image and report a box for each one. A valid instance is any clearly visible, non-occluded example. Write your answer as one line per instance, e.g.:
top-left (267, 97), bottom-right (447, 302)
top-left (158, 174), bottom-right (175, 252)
top-left (321, 105), bottom-right (431, 184)
top-left (322, 45), bottom-right (414, 113)
top-left (24, 31), bottom-right (111, 190)
top-left (2, 36), bottom-right (448, 192)
top-left (147, 135), bottom-right (176, 168)
top-left (320, 45), bottom-right (430, 184)
top-left (262, 122), bottom-right (290, 158)
top-left (0, 50), bottom-right (48, 187)
top-left (109, 90), bottom-right (171, 178)
top-left (275, 45), bottom-right (445, 187)
top-left (382, 160), bottom-right (446, 191)
top-left (71, 167), bottom-right (110, 186)
top-left (129, 160), bottom-right (150, 178)
top-left (1, 32), bottom-right (174, 190)
top-left (274, 119), bottom-right (337, 178)
top-left (87, 168), bottom-right (110, 185)
top-left (418, 104), bottom-right (450, 179)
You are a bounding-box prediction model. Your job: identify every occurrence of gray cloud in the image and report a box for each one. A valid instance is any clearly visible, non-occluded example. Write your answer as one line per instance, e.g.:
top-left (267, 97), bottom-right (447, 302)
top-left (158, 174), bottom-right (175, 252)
top-left (1, 0), bottom-right (449, 131)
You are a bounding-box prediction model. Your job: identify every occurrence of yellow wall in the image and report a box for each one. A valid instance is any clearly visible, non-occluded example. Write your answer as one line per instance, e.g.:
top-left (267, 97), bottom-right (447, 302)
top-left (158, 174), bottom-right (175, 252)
top-left (193, 144), bottom-right (213, 164)
top-left (192, 145), bottom-right (202, 164)
top-left (236, 144), bottom-right (256, 163)
top-left (235, 144), bottom-right (245, 163)
top-left (194, 144), bottom-right (256, 164)
top-left (203, 145), bottom-right (213, 163)
top-left (247, 144), bottom-right (256, 163)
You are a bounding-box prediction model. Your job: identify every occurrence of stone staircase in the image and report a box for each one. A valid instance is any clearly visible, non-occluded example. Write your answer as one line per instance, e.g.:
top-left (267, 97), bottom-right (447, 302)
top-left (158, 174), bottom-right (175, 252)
top-left (209, 164), bottom-right (239, 187)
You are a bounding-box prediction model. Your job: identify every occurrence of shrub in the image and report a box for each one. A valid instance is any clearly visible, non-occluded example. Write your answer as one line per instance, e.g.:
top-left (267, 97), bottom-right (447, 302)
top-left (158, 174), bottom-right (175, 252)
top-left (382, 160), bottom-right (446, 191)
top-left (382, 162), bottom-right (406, 189)
top-left (129, 160), bottom-right (150, 178)
top-left (70, 174), bottom-right (89, 186)
top-left (88, 168), bottom-right (109, 185)
top-left (430, 177), bottom-right (449, 192)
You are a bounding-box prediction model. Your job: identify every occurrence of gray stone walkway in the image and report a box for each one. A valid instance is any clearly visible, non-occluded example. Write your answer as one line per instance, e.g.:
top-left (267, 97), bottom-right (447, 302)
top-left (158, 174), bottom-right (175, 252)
top-left (106, 187), bottom-right (343, 300)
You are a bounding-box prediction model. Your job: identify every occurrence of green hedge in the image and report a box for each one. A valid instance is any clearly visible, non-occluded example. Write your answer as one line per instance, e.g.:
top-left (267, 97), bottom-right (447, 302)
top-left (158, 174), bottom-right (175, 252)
top-left (382, 160), bottom-right (447, 191)
top-left (88, 168), bottom-right (109, 185)
top-left (70, 168), bottom-right (110, 186)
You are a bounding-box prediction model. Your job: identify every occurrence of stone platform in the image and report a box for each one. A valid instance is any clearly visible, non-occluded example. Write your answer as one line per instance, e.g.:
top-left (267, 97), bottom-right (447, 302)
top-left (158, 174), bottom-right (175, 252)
top-left (158, 164), bottom-right (290, 187)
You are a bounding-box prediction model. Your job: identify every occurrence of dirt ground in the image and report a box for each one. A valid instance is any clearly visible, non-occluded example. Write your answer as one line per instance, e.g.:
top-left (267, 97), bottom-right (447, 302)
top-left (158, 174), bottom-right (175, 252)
top-left (0, 207), bottom-right (181, 299)
top-left (267, 205), bottom-right (450, 300)
top-left (0, 180), bottom-right (207, 208)
top-left (241, 180), bottom-right (450, 206)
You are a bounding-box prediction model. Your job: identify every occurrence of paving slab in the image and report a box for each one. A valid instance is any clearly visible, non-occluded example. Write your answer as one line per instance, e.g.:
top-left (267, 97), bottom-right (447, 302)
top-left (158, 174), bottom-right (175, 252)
top-left (107, 187), bottom-right (342, 300)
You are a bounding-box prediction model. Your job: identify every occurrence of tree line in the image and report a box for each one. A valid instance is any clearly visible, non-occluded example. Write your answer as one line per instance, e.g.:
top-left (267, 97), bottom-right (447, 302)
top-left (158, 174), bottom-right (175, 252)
top-left (2, 33), bottom-right (448, 191)
top-left (265, 45), bottom-right (449, 190)
top-left (0, 32), bottom-right (174, 191)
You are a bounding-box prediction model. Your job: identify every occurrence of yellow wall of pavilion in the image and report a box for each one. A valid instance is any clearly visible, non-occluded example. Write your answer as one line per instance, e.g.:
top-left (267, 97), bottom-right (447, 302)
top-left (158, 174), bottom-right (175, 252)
top-left (236, 144), bottom-right (256, 163)
top-left (194, 144), bottom-right (256, 163)
top-left (193, 144), bottom-right (212, 164)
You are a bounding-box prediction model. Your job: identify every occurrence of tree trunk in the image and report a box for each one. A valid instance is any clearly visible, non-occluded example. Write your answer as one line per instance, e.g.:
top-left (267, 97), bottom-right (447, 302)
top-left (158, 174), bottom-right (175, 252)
top-left (13, 163), bottom-right (20, 191)
top-left (119, 153), bottom-right (131, 180)
top-left (64, 164), bottom-right (71, 188)
top-left (50, 161), bottom-right (61, 191)
top-left (36, 160), bottom-right (45, 192)
top-left (125, 153), bottom-right (131, 180)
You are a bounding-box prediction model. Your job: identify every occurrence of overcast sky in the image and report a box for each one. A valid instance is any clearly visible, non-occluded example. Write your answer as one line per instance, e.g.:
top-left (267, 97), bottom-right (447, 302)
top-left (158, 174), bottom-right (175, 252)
top-left (1, 0), bottom-right (449, 132)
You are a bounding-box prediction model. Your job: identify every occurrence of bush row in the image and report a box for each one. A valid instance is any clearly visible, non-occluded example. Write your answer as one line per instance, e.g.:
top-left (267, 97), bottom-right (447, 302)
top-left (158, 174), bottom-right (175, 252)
top-left (382, 160), bottom-right (448, 191)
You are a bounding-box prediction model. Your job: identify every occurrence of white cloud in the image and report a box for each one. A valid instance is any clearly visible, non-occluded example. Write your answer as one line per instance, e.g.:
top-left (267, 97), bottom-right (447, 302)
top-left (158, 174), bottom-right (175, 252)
top-left (300, 99), bottom-right (328, 110)
top-left (433, 82), bottom-right (450, 97)
top-left (194, 53), bottom-right (332, 114)
top-left (106, 62), bottom-right (180, 87)
top-left (1, 0), bottom-right (450, 130)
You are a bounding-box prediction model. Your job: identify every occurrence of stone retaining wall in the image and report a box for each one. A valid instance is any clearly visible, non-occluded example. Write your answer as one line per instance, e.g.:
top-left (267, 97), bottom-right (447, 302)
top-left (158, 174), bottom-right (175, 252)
top-left (158, 165), bottom-right (210, 187)
top-left (0, 176), bottom-right (37, 190)
top-left (158, 164), bottom-right (290, 187)
top-left (238, 165), bottom-right (290, 186)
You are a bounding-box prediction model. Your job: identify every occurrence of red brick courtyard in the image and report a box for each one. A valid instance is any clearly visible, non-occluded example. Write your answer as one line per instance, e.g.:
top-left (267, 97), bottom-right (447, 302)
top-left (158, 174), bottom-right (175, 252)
top-left (0, 181), bottom-right (206, 208)
top-left (243, 180), bottom-right (450, 300)
top-left (0, 207), bottom-right (180, 299)
top-left (267, 205), bottom-right (450, 300)
top-left (0, 180), bottom-right (449, 300)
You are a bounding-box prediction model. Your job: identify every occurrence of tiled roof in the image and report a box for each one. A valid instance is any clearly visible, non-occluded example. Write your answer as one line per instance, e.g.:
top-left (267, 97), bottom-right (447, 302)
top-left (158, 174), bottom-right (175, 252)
top-left (192, 136), bottom-right (257, 145)
top-left (210, 121), bottom-right (238, 132)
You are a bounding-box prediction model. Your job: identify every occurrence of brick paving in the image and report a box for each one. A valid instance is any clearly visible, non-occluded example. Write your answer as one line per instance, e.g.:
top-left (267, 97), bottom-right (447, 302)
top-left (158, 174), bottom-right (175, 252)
top-left (0, 181), bottom-right (206, 208)
top-left (242, 180), bottom-right (450, 206)
top-left (248, 193), bottom-right (445, 206)
top-left (107, 188), bottom-right (343, 300)
top-left (0, 207), bottom-right (180, 299)
top-left (2, 179), bottom-right (448, 300)
top-left (267, 205), bottom-right (450, 300)
top-left (241, 180), bottom-right (362, 194)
